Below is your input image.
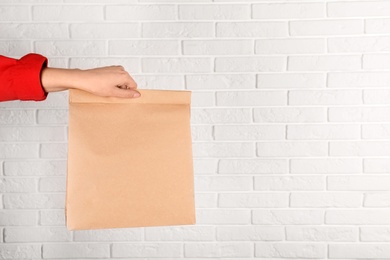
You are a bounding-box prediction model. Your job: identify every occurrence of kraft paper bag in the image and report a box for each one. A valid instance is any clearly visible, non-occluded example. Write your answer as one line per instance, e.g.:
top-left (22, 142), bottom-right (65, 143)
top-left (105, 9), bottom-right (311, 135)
top-left (66, 89), bottom-right (195, 230)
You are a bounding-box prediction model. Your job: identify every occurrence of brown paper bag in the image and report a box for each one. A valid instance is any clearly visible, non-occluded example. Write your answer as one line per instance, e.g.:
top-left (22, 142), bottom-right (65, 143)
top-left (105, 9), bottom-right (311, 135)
top-left (66, 89), bottom-right (195, 230)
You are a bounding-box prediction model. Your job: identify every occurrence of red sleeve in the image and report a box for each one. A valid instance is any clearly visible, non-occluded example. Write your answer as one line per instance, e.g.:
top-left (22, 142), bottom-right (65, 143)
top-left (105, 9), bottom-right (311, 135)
top-left (0, 53), bottom-right (48, 102)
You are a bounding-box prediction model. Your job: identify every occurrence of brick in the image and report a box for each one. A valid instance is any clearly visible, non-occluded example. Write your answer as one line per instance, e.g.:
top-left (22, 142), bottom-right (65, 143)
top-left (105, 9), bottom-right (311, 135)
top-left (0, 92), bottom-right (68, 109)
top-left (328, 175), bottom-right (390, 191)
top-left (329, 107), bottom-right (390, 122)
top-left (37, 109), bottom-right (67, 124)
top-left (363, 54), bottom-right (390, 69)
top-left (286, 226), bottom-right (357, 242)
top-left (0, 110), bottom-right (35, 125)
top-left (0, 23), bottom-right (68, 39)
top-left (329, 72), bottom-right (390, 88)
top-left (109, 40), bottom-right (179, 55)
top-left (4, 227), bottom-right (71, 242)
top-left (142, 22), bottom-right (214, 38)
top-left (191, 108), bottom-right (251, 124)
top-left (254, 107), bottom-right (326, 123)
top-left (40, 143), bottom-right (68, 159)
top-left (112, 243), bottom-right (182, 257)
top-left (106, 5), bottom-right (176, 20)
top-left (39, 177), bottom-right (66, 192)
top-left (33, 5), bottom-right (103, 21)
top-left (191, 91), bottom-right (215, 107)
top-left (0, 126), bottom-right (66, 142)
top-left (196, 209), bottom-right (251, 224)
top-left (0, 5), bottom-right (30, 21)
top-left (219, 193), bottom-right (289, 208)
top-left (0, 245), bottom-right (41, 259)
top-left (255, 243), bottom-right (326, 258)
top-left (257, 73), bottom-right (326, 89)
top-left (216, 22), bottom-right (288, 37)
top-left (364, 193), bottom-right (390, 207)
top-left (191, 125), bottom-right (213, 141)
top-left (328, 1), bottom-right (390, 17)
top-left (142, 57), bottom-right (212, 73)
top-left (0, 144), bottom-right (38, 159)
top-left (43, 243), bottom-right (110, 258)
top-left (74, 228), bottom-right (142, 241)
top-left (71, 23), bottom-right (139, 39)
top-left (254, 176), bottom-right (324, 191)
top-left (215, 125), bottom-right (285, 141)
top-left (217, 226), bottom-right (284, 241)
top-left (253, 3), bottom-right (325, 19)
top-left (183, 40), bottom-right (252, 55)
top-left (364, 158), bottom-right (390, 173)
top-left (329, 244), bottom-right (390, 259)
top-left (0, 210), bottom-right (37, 226)
top-left (330, 141), bottom-right (390, 156)
top-left (134, 75), bottom-right (184, 90)
top-left (35, 40), bottom-right (106, 56)
top-left (288, 55), bottom-right (361, 71)
top-left (141, 0), bottom-right (211, 2)
top-left (365, 18), bottom-right (390, 34)
top-left (291, 192), bottom-right (362, 208)
top-left (45, 58), bottom-right (68, 68)
top-left (185, 243), bottom-right (252, 258)
top-left (195, 176), bottom-right (252, 191)
top-left (145, 226), bottom-right (214, 241)
top-left (0, 178), bottom-right (37, 192)
top-left (218, 159), bottom-right (288, 174)
top-left (193, 159), bottom-right (218, 174)
top-left (215, 57), bottom-right (286, 72)
top-left (326, 210), bottom-right (390, 224)
top-left (257, 141), bottom-right (328, 157)
top-left (252, 210), bottom-right (324, 225)
top-left (216, 90), bottom-right (287, 106)
top-left (289, 90), bottom-right (362, 105)
top-left (4, 193), bottom-right (65, 209)
top-left (256, 38), bottom-right (325, 54)
top-left (65, 0), bottom-right (136, 2)
top-left (180, 4), bottom-right (250, 20)
top-left (192, 142), bottom-right (254, 158)
top-left (141, 0), bottom-right (210, 2)
top-left (363, 124), bottom-right (390, 139)
top-left (290, 20), bottom-right (363, 36)
top-left (70, 57), bottom-right (140, 71)
top-left (0, 40), bottom-right (30, 56)
top-left (361, 227), bottom-right (390, 241)
top-left (287, 124), bottom-right (361, 140)
top-left (291, 158), bottom-right (362, 174)
top-left (329, 36), bottom-right (390, 53)
top-left (40, 210), bottom-right (65, 226)
top-left (364, 89), bottom-right (390, 104)
top-left (186, 74), bottom-right (255, 90)
top-left (3, 160), bottom-right (66, 176)
top-left (195, 193), bottom-right (217, 208)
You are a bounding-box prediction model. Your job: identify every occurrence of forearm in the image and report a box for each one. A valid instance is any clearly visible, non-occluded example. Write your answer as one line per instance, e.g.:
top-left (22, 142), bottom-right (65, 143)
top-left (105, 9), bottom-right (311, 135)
top-left (40, 66), bottom-right (140, 98)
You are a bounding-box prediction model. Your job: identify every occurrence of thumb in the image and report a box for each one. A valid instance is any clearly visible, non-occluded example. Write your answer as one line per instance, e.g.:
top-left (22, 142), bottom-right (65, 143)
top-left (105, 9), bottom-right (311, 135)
top-left (111, 88), bottom-right (141, 98)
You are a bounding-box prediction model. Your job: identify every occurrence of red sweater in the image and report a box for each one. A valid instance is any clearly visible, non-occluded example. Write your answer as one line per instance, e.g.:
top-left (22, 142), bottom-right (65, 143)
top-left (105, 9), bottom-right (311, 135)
top-left (0, 53), bottom-right (48, 102)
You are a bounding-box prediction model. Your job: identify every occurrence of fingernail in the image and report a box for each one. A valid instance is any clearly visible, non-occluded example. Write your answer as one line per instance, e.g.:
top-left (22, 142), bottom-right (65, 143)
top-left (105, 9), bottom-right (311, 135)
top-left (133, 92), bottom-right (141, 98)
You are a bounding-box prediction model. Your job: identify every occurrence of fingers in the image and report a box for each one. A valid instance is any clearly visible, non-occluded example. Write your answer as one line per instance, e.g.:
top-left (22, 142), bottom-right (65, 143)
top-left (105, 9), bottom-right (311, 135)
top-left (110, 87), bottom-right (141, 98)
top-left (122, 71), bottom-right (138, 90)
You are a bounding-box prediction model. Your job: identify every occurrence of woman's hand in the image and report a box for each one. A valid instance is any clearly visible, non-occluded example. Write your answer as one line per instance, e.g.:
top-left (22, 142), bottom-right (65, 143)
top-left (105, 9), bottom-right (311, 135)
top-left (41, 66), bottom-right (140, 98)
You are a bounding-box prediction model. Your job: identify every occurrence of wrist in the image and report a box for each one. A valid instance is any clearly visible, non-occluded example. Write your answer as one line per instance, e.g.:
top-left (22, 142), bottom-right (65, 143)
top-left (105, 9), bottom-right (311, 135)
top-left (41, 67), bottom-right (84, 92)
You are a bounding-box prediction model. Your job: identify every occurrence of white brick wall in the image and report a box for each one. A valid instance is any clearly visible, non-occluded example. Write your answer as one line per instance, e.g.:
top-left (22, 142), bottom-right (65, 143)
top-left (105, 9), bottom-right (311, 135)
top-left (1, 0), bottom-right (390, 259)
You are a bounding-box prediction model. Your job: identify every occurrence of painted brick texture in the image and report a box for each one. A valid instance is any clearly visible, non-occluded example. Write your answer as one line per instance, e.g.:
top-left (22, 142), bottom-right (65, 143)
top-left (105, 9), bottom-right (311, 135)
top-left (0, 0), bottom-right (389, 259)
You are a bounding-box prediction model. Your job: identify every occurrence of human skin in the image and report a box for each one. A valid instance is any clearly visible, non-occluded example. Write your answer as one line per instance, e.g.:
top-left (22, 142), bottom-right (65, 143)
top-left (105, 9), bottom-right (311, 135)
top-left (41, 65), bottom-right (140, 98)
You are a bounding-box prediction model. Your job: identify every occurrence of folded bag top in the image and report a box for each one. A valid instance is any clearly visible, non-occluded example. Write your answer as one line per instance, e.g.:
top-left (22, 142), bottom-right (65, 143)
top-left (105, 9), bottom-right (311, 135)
top-left (66, 89), bottom-right (195, 230)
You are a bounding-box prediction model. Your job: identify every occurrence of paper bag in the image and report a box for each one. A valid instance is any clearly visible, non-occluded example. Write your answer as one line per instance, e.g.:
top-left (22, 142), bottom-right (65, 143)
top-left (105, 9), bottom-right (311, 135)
top-left (66, 89), bottom-right (195, 230)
